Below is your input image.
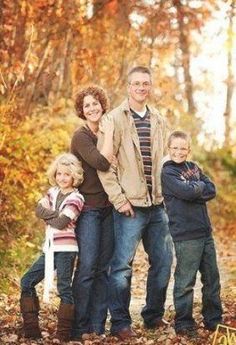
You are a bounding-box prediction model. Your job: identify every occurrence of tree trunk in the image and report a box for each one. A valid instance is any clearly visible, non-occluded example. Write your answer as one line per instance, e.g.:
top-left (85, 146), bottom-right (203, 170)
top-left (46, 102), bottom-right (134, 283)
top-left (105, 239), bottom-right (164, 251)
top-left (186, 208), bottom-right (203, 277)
top-left (56, 29), bottom-right (72, 98)
top-left (24, 40), bottom-right (52, 112)
top-left (174, 0), bottom-right (196, 116)
top-left (13, 1), bottom-right (28, 62)
top-left (224, 1), bottom-right (235, 147)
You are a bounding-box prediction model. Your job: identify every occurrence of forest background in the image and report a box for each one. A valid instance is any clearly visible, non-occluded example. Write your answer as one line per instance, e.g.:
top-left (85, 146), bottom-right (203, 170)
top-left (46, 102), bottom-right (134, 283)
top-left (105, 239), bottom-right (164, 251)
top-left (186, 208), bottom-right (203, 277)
top-left (0, 0), bottom-right (236, 344)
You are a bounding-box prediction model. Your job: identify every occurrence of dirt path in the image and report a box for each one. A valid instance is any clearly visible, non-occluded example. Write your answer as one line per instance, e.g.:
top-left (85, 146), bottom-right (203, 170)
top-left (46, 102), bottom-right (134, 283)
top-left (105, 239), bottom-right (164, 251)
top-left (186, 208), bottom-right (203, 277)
top-left (0, 232), bottom-right (235, 345)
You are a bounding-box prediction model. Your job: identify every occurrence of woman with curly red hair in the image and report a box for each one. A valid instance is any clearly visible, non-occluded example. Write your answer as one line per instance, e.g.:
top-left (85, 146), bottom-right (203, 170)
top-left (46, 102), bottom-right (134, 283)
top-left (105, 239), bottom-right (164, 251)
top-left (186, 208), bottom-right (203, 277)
top-left (71, 86), bottom-right (114, 340)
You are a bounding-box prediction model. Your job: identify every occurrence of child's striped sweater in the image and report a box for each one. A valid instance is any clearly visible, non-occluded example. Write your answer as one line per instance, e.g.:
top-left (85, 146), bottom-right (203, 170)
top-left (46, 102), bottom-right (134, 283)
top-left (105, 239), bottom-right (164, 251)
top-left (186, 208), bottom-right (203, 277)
top-left (41, 186), bottom-right (84, 302)
top-left (43, 186), bottom-right (84, 252)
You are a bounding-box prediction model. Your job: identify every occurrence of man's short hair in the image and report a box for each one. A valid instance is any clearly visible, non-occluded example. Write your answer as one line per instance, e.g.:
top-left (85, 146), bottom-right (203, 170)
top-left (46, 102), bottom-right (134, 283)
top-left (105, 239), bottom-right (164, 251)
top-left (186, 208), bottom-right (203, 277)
top-left (167, 130), bottom-right (191, 148)
top-left (127, 66), bottom-right (152, 82)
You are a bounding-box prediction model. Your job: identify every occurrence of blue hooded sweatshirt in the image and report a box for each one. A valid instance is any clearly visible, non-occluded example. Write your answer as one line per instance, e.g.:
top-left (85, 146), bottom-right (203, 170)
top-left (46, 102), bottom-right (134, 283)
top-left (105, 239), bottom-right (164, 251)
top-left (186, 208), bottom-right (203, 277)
top-left (161, 160), bottom-right (216, 242)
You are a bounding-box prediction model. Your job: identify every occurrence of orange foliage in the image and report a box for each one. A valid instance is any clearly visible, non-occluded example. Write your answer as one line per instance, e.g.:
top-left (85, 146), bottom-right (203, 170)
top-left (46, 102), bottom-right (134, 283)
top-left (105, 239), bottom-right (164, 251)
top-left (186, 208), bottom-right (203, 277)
top-left (0, 0), bottom-right (235, 295)
top-left (105, 0), bottom-right (118, 15)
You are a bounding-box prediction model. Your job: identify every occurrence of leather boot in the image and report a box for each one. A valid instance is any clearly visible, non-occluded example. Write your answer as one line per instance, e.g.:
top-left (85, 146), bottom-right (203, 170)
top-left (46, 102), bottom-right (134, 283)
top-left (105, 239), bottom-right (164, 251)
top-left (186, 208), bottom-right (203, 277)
top-left (56, 303), bottom-right (74, 342)
top-left (20, 296), bottom-right (42, 339)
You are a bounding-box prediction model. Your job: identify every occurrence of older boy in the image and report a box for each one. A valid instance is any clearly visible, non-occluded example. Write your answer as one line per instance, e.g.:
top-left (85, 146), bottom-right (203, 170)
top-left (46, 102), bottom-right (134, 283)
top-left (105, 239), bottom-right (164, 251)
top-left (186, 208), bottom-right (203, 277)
top-left (161, 130), bottom-right (222, 337)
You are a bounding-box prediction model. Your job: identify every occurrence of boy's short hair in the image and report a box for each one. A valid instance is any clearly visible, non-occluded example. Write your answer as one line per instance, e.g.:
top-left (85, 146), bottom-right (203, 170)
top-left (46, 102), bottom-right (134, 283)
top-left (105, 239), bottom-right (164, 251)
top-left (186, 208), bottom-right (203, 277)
top-left (47, 153), bottom-right (84, 187)
top-left (74, 85), bottom-right (109, 120)
top-left (127, 66), bottom-right (152, 83)
top-left (167, 130), bottom-right (191, 148)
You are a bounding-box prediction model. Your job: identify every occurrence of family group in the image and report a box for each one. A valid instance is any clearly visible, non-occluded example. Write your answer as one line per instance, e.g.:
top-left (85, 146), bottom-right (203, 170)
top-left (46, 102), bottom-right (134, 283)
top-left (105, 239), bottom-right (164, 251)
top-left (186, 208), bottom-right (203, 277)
top-left (19, 66), bottom-right (222, 342)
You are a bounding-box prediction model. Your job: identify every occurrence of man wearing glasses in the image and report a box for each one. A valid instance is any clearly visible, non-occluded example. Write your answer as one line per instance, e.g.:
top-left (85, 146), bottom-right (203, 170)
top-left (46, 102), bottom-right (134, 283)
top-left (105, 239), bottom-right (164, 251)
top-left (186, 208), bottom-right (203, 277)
top-left (98, 66), bottom-right (173, 340)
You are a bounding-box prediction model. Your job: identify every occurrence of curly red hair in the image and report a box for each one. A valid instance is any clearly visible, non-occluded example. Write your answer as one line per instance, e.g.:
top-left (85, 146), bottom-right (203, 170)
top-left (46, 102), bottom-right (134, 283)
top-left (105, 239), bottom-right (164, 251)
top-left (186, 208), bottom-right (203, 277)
top-left (75, 86), bottom-right (109, 120)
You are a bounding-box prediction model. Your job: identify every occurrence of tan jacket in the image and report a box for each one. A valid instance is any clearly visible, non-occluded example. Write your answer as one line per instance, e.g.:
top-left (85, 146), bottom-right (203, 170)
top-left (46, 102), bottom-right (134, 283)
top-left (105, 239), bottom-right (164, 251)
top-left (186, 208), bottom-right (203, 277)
top-left (97, 99), bottom-right (167, 210)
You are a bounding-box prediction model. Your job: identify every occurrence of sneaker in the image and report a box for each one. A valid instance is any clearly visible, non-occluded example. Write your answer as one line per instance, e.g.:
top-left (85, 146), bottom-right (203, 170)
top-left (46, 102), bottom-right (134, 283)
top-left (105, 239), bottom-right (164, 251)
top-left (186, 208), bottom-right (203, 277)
top-left (176, 328), bottom-right (198, 338)
top-left (204, 323), bottom-right (220, 331)
top-left (144, 318), bottom-right (169, 329)
top-left (111, 327), bottom-right (136, 340)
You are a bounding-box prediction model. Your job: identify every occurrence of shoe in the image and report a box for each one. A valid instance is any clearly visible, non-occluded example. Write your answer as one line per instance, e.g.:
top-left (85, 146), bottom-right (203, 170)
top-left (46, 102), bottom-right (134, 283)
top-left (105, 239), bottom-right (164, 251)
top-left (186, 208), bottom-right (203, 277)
top-left (176, 328), bottom-right (198, 338)
top-left (111, 327), bottom-right (136, 340)
top-left (20, 296), bottom-right (42, 339)
top-left (144, 318), bottom-right (169, 329)
top-left (204, 323), bottom-right (220, 331)
top-left (56, 303), bottom-right (74, 342)
top-left (70, 335), bottom-right (82, 341)
top-left (70, 332), bottom-right (90, 341)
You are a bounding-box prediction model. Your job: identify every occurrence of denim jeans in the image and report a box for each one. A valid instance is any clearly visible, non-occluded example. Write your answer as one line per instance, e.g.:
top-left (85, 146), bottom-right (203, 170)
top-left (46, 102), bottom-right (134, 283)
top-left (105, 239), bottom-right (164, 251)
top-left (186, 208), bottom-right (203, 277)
top-left (174, 236), bottom-right (223, 331)
top-left (72, 206), bottom-right (114, 337)
top-left (21, 252), bottom-right (76, 304)
top-left (109, 205), bottom-right (173, 332)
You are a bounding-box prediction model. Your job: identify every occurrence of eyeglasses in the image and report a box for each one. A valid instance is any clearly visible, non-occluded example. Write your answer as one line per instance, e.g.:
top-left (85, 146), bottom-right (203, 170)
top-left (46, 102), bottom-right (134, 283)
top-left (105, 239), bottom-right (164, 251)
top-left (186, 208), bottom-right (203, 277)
top-left (129, 81), bottom-right (152, 89)
top-left (169, 147), bottom-right (189, 152)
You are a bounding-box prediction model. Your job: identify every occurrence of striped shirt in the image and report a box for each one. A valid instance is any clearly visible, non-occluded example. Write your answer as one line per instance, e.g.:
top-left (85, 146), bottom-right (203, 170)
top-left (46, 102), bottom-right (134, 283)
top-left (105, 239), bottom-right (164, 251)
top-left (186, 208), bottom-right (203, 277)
top-left (44, 186), bottom-right (84, 252)
top-left (131, 108), bottom-right (152, 193)
top-left (42, 186), bottom-right (84, 302)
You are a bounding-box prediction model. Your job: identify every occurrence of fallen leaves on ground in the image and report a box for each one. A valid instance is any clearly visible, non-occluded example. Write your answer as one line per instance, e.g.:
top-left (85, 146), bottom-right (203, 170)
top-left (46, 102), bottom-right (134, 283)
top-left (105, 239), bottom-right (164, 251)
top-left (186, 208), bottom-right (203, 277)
top-left (0, 226), bottom-right (235, 344)
top-left (0, 290), bottom-right (235, 344)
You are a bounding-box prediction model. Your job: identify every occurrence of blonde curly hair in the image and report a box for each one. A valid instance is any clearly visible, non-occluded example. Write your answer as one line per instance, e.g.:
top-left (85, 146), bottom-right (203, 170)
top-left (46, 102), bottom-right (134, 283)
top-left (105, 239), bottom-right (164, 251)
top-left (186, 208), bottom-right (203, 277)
top-left (47, 153), bottom-right (84, 187)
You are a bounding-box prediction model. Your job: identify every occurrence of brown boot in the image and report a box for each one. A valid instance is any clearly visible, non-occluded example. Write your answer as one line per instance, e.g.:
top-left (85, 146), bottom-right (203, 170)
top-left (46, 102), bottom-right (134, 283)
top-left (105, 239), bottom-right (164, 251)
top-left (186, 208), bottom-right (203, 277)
top-left (56, 303), bottom-right (74, 342)
top-left (20, 296), bottom-right (42, 339)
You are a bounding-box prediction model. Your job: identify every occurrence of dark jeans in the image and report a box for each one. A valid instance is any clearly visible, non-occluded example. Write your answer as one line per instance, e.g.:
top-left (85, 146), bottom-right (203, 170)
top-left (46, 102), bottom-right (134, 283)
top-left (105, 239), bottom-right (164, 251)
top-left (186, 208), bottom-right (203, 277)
top-left (109, 205), bottom-right (173, 333)
top-left (21, 252), bottom-right (76, 304)
top-left (72, 206), bottom-right (114, 337)
top-left (174, 236), bottom-right (223, 331)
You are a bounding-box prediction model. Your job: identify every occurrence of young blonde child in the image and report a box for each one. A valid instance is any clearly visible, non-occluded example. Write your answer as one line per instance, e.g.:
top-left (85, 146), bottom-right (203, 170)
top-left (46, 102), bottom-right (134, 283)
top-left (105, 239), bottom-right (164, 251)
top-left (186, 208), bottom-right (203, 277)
top-left (20, 153), bottom-right (84, 341)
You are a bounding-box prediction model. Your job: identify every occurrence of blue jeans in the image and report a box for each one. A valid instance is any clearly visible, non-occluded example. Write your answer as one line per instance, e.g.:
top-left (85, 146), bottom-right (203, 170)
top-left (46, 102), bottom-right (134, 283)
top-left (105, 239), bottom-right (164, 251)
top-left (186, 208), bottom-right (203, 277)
top-left (72, 206), bottom-right (114, 337)
top-left (109, 205), bottom-right (173, 332)
top-left (174, 236), bottom-right (223, 331)
top-left (20, 252), bottom-right (76, 304)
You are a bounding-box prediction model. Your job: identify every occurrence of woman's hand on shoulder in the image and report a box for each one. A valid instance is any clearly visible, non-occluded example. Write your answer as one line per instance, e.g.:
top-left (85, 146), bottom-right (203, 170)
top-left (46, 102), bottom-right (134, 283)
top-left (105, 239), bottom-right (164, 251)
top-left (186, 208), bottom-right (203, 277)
top-left (99, 115), bottom-right (114, 136)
